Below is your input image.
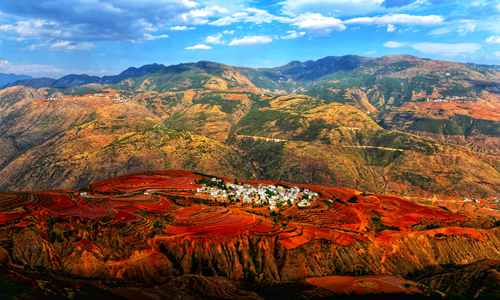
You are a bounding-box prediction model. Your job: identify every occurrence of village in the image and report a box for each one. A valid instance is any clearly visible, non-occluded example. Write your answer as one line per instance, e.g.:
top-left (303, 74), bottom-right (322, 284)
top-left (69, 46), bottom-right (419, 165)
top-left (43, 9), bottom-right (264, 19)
top-left (425, 95), bottom-right (482, 102)
top-left (45, 89), bottom-right (132, 102)
top-left (195, 178), bottom-right (319, 210)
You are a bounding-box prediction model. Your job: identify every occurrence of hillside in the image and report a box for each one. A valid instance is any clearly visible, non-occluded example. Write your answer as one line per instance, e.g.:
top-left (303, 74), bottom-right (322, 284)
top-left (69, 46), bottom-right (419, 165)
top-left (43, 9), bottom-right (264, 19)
top-left (111, 61), bottom-right (259, 94)
top-left (1, 170), bottom-right (500, 299)
top-left (1, 56), bottom-right (500, 200)
top-left (0, 93), bottom-right (253, 191)
top-left (228, 94), bottom-right (500, 199)
top-left (240, 55), bottom-right (500, 156)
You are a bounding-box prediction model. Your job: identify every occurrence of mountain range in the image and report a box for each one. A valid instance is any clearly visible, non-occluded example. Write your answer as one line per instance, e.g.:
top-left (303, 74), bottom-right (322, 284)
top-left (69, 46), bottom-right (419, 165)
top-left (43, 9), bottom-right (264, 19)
top-left (0, 63), bottom-right (165, 89)
top-left (0, 73), bottom-right (33, 86)
top-left (1, 54), bottom-right (500, 201)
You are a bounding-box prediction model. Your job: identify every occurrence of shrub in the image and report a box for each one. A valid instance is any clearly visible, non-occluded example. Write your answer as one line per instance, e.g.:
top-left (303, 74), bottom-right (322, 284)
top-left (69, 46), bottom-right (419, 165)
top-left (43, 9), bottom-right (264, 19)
top-left (0, 275), bottom-right (21, 299)
top-left (56, 234), bottom-right (64, 243)
top-left (50, 231), bottom-right (57, 243)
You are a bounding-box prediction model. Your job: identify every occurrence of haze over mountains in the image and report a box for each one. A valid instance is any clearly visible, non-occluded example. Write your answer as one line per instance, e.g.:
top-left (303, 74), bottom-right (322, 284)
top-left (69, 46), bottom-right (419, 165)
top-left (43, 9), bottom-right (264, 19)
top-left (0, 73), bottom-right (33, 86)
top-left (0, 63), bottom-right (165, 89)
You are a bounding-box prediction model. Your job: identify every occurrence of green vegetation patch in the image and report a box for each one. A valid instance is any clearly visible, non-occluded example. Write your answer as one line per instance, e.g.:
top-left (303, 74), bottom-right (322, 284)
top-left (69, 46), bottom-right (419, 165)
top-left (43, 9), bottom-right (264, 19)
top-left (196, 94), bottom-right (240, 114)
top-left (408, 119), bottom-right (463, 135)
top-left (408, 116), bottom-right (500, 137)
top-left (235, 109), bottom-right (304, 136)
top-left (46, 86), bottom-right (101, 97)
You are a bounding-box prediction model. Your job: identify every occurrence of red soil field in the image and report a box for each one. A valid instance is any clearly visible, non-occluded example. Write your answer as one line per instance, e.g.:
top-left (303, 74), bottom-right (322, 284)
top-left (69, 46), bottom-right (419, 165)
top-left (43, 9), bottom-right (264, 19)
top-left (0, 170), bottom-right (477, 251)
top-left (109, 210), bottom-right (141, 225)
top-left (0, 213), bottom-right (22, 224)
top-left (307, 275), bottom-right (423, 294)
top-left (14, 220), bottom-right (32, 227)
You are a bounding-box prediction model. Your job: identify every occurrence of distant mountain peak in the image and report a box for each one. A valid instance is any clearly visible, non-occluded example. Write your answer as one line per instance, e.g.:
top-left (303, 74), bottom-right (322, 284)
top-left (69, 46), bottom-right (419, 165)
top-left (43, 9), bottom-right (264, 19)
top-left (0, 73), bottom-right (34, 87)
top-left (0, 63), bottom-right (166, 89)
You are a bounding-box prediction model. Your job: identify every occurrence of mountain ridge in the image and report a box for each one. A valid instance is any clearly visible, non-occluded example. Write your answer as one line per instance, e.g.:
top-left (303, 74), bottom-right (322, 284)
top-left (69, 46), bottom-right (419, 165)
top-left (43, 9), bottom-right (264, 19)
top-left (0, 63), bottom-right (165, 89)
top-left (0, 73), bottom-right (33, 86)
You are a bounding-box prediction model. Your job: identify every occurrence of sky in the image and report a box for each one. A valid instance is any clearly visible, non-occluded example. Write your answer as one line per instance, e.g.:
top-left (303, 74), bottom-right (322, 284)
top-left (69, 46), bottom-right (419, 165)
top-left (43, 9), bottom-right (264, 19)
top-left (0, 0), bottom-right (499, 78)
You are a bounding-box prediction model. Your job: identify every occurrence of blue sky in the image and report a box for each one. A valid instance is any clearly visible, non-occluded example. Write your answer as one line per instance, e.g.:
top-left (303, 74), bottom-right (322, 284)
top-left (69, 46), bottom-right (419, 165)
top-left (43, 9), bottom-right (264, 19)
top-left (0, 0), bottom-right (499, 77)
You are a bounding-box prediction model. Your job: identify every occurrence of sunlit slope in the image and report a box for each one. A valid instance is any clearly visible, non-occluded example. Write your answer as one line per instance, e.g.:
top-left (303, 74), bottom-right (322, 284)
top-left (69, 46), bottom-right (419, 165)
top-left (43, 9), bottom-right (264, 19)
top-left (0, 116), bottom-right (253, 191)
top-left (165, 91), bottom-right (257, 141)
top-left (0, 93), bottom-right (253, 191)
top-left (228, 95), bottom-right (500, 199)
top-left (0, 93), bottom-right (158, 169)
top-left (111, 61), bottom-right (259, 94)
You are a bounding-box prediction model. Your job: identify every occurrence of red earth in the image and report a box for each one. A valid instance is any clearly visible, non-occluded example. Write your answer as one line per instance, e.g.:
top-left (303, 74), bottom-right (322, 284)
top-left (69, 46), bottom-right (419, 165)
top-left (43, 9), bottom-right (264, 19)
top-left (0, 170), bottom-right (476, 251)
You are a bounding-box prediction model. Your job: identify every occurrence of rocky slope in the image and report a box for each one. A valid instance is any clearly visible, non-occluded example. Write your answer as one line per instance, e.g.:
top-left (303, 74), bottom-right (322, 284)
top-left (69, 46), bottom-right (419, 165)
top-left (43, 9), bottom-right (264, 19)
top-left (417, 260), bottom-right (500, 298)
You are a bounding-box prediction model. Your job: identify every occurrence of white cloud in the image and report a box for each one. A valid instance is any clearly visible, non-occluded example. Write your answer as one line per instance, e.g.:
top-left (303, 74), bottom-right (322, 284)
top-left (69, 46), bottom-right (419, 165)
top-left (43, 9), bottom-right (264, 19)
top-left (205, 33), bottom-right (224, 44)
top-left (170, 26), bottom-right (195, 30)
top-left (387, 24), bottom-right (396, 32)
top-left (0, 0), bottom-right (208, 48)
top-left (428, 27), bottom-right (450, 36)
top-left (223, 30), bottom-right (234, 35)
top-left (0, 19), bottom-right (62, 40)
top-left (49, 41), bottom-right (97, 51)
top-left (281, 30), bottom-right (305, 39)
top-left (383, 41), bottom-right (406, 48)
top-left (228, 36), bottom-right (272, 47)
top-left (208, 8), bottom-right (343, 35)
top-left (458, 22), bottom-right (476, 36)
top-left (131, 34), bottom-right (169, 43)
top-left (185, 44), bottom-right (212, 50)
top-left (178, 5), bottom-right (228, 25)
top-left (291, 12), bottom-right (345, 35)
top-left (494, 51), bottom-right (500, 57)
top-left (26, 40), bottom-right (97, 51)
top-left (412, 42), bottom-right (481, 55)
top-left (0, 60), bottom-right (63, 75)
top-left (344, 14), bottom-right (444, 25)
top-left (486, 36), bottom-right (500, 43)
top-left (366, 50), bottom-right (377, 54)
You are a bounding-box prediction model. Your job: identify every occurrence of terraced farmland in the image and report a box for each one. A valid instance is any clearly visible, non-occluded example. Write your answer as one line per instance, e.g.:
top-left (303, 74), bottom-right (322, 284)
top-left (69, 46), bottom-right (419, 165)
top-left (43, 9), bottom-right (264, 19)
top-left (0, 170), bottom-right (485, 253)
top-left (3, 169), bottom-right (500, 299)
